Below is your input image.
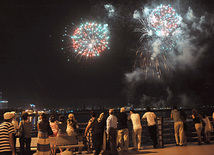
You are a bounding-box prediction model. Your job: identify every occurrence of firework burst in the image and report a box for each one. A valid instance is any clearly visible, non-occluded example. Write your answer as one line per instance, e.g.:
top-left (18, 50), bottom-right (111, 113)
top-left (134, 4), bottom-right (181, 79)
top-left (62, 21), bottom-right (110, 62)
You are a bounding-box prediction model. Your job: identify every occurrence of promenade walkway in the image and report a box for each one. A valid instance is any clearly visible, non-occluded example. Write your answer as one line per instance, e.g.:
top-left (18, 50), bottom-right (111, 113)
top-left (79, 142), bottom-right (214, 155)
top-left (27, 140), bottom-right (214, 155)
top-left (123, 143), bottom-right (214, 155)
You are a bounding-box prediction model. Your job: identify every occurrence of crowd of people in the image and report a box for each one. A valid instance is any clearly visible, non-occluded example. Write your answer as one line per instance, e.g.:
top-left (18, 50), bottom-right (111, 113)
top-left (170, 106), bottom-right (214, 146)
top-left (102, 107), bottom-right (158, 155)
top-left (0, 107), bottom-right (213, 155)
top-left (0, 112), bottom-right (79, 155)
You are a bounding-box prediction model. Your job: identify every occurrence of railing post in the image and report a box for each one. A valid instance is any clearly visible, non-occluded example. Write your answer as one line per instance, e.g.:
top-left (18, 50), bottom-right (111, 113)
top-left (157, 116), bottom-right (164, 148)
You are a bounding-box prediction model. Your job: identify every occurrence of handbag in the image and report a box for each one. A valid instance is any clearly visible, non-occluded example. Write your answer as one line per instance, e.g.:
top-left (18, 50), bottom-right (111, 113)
top-left (17, 121), bottom-right (24, 138)
top-left (48, 123), bottom-right (53, 136)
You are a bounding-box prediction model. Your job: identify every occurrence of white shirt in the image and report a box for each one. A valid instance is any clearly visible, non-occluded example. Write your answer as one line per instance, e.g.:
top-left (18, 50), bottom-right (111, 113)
top-left (142, 112), bottom-right (156, 126)
top-left (130, 113), bottom-right (142, 130)
top-left (106, 114), bottom-right (117, 134)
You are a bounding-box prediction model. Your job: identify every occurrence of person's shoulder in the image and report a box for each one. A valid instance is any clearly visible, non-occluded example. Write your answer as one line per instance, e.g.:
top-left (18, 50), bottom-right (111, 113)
top-left (133, 113), bottom-right (139, 116)
top-left (106, 115), bottom-right (111, 119)
top-left (6, 122), bottom-right (13, 127)
top-left (143, 112), bottom-right (148, 116)
top-left (1, 122), bottom-right (12, 127)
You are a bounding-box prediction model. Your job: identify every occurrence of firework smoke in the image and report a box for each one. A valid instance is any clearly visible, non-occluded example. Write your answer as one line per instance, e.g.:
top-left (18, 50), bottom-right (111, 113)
top-left (104, 4), bottom-right (115, 18)
top-left (125, 5), bottom-right (214, 107)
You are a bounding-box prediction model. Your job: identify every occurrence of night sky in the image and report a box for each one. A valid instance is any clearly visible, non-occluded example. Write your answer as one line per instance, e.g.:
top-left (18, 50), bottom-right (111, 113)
top-left (1, 0), bottom-right (214, 109)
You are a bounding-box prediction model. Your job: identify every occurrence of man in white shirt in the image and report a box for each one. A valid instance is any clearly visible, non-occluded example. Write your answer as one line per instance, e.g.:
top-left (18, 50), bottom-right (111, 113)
top-left (142, 107), bottom-right (158, 148)
top-left (130, 109), bottom-right (142, 150)
top-left (106, 109), bottom-right (118, 155)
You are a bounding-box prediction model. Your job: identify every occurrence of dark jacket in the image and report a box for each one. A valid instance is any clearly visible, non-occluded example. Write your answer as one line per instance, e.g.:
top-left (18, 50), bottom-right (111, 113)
top-left (117, 112), bottom-right (128, 130)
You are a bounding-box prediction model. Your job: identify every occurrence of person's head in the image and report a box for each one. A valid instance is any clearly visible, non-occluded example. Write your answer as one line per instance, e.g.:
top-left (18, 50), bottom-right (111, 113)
top-left (130, 109), bottom-right (135, 114)
top-left (40, 113), bottom-right (48, 122)
top-left (90, 111), bottom-right (96, 117)
top-left (50, 115), bottom-right (56, 122)
top-left (120, 107), bottom-right (126, 113)
top-left (3, 112), bottom-right (15, 122)
top-left (146, 107), bottom-right (151, 112)
top-left (21, 112), bottom-right (29, 121)
top-left (109, 109), bottom-right (114, 115)
top-left (201, 112), bottom-right (206, 118)
top-left (59, 115), bottom-right (65, 123)
top-left (68, 113), bottom-right (75, 120)
top-left (192, 109), bottom-right (199, 117)
top-left (173, 106), bottom-right (177, 110)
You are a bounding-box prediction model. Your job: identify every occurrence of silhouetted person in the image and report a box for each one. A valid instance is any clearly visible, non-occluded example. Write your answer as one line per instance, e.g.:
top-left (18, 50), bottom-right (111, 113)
top-left (93, 113), bottom-right (106, 155)
top-left (116, 107), bottom-right (129, 151)
top-left (191, 109), bottom-right (203, 145)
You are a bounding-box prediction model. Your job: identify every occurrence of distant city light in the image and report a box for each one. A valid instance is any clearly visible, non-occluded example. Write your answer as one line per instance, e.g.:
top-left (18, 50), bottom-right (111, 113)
top-left (0, 101), bottom-right (8, 103)
top-left (30, 104), bottom-right (35, 107)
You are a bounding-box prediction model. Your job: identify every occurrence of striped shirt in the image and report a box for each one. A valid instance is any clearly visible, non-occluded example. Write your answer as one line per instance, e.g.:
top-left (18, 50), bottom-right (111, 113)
top-left (0, 121), bottom-right (15, 152)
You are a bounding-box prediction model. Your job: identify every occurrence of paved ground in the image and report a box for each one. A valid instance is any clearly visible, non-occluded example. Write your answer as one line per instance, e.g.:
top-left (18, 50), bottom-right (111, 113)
top-left (78, 142), bottom-right (214, 155)
top-left (122, 143), bottom-right (214, 155)
top-left (26, 140), bottom-right (214, 155)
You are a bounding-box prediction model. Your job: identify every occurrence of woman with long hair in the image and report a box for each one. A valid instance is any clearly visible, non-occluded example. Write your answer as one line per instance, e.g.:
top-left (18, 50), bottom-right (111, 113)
top-left (202, 113), bottom-right (213, 144)
top-left (57, 115), bottom-right (67, 137)
top-left (67, 113), bottom-right (79, 136)
top-left (37, 113), bottom-right (51, 155)
top-left (49, 115), bottom-right (58, 155)
top-left (93, 113), bottom-right (106, 155)
top-left (57, 115), bottom-right (67, 154)
top-left (49, 115), bottom-right (58, 137)
top-left (191, 109), bottom-right (203, 145)
top-left (84, 111), bottom-right (97, 154)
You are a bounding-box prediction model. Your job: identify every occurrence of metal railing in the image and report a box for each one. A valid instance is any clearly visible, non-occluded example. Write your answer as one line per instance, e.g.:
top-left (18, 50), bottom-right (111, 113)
top-left (31, 116), bottom-right (214, 148)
